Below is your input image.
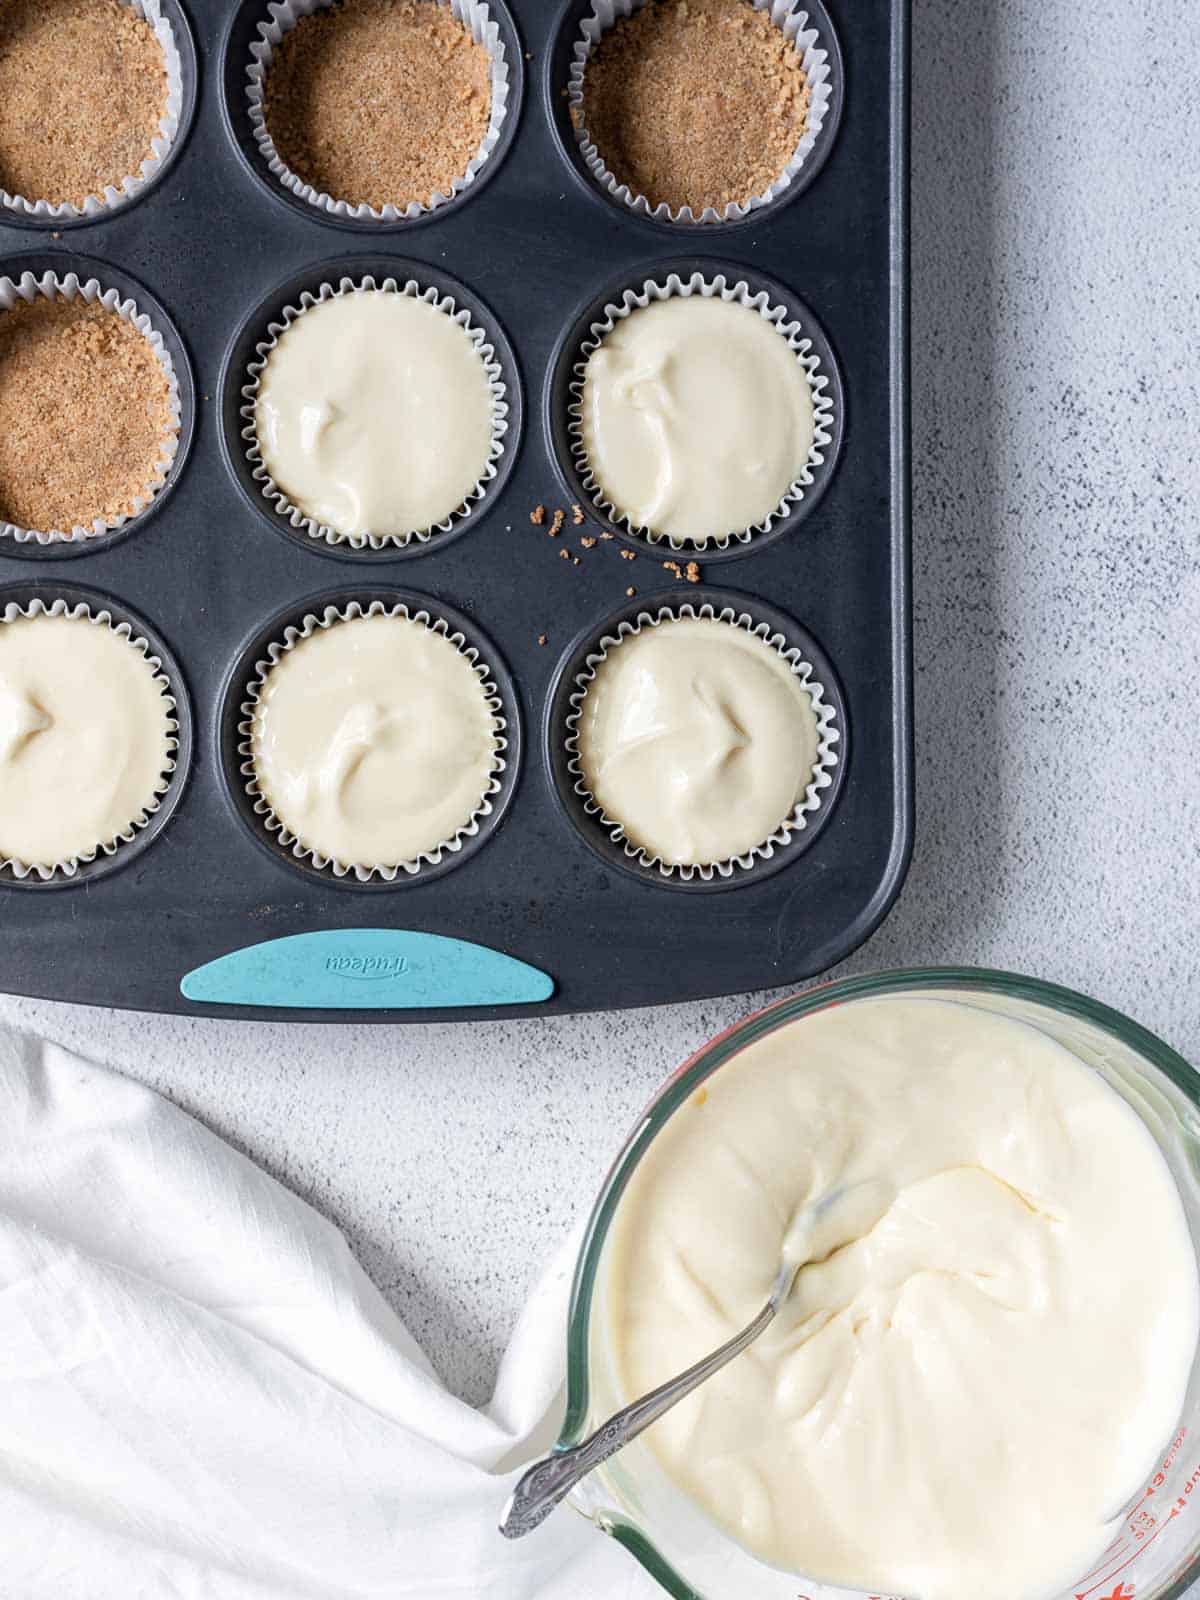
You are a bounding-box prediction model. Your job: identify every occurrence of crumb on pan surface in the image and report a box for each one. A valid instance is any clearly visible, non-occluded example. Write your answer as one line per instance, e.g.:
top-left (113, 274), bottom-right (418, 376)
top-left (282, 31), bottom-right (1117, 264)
top-left (0, 298), bottom-right (173, 533)
top-left (579, 0), bottom-right (810, 215)
top-left (263, 0), bottom-right (492, 211)
top-left (0, 0), bottom-right (167, 209)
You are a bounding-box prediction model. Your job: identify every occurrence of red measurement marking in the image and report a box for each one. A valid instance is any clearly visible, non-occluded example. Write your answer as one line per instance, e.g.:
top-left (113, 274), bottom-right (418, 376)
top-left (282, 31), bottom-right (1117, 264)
top-left (1078, 1544), bottom-right (1130, 1582)
top-left (1146, 1430), bottom-right (1188, 1496)
top-left (1076, 1523), bottom-right (1167, 1599)
top-left (1076, 1442), bottom-right (1200, 1598)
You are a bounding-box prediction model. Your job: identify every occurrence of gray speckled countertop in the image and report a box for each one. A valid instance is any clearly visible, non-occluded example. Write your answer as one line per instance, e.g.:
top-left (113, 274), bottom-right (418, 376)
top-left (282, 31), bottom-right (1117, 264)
top-left (3, 0), bottom-right (1198, 1412)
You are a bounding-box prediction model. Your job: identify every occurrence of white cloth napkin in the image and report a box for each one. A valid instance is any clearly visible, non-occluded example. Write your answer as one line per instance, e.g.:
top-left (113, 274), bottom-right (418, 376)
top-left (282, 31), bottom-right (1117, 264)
top-left (0, 1028), bottom-right (651, 1600)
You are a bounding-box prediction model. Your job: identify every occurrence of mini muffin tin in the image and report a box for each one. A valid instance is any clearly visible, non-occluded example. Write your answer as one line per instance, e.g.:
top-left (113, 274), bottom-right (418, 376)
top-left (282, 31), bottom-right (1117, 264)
top-left (0, 0), bottom-right (910, 1019)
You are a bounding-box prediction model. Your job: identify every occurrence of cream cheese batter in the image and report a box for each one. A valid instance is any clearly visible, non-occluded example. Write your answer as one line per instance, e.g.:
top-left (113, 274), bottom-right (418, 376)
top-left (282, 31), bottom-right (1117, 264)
top-left (602, 995), bottom-right (1199, 1600)
top-left (575, 616), bottom-right (821, 866)
top-left (0, 612), bottom-right (171, 867)
top-left (249, 612), bottom-right (499, 868)
top-left (580, 295), bottom-right (815, 544)
top-left (253, 289), bottom-right (494, 541)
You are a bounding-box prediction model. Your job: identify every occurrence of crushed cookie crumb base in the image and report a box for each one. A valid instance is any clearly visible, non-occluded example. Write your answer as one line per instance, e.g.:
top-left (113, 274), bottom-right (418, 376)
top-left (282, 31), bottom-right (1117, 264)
top-left (566, 0), bottom-right (835, 226)
top-left (0, 0), bottom-right (184, 221)
top-left (580, 0), bottom-right (809, 217)
top-left (262, 0), bottom-right (491, 213)
top-left (0, 271), bottom-right (181, 545)
top-left (246, 0), bottom-right (514, 224)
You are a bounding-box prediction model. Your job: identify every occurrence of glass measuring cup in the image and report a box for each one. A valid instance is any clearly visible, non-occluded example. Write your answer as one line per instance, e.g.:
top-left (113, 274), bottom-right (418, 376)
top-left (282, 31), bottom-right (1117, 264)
top-left (560, 968), bottom-right (1200, 1600)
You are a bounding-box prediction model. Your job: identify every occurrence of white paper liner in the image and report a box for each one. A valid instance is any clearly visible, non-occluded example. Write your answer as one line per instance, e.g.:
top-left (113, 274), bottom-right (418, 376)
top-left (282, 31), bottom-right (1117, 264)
top-left (0, 597), bottom-right (180, 883)
top-left (565, 601), bottom-right (840, 881)
top-left (0, 0), bottom-right (184, 221)
top-left (245, 0), bottom-right (512, 222)
top-left (568, 272), bottom-right (835, 551)
top-left (241, 274), bottom-right (510, 551)
top-left (0, 271), bottom-right (182, 547)
top-left (568, 0), bottom-right (833, 225)
top-left (237, 599), bottom-right (508, 880)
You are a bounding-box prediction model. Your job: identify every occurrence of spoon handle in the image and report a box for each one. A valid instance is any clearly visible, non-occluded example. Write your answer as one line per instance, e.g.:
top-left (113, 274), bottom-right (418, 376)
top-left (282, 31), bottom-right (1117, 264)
top-left (498, 1294), bottom-right (778, 1540)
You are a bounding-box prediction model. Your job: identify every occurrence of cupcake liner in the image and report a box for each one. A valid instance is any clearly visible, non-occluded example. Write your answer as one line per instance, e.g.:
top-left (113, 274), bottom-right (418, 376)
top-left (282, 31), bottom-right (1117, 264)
top-left (237, 599), bottom-right (509, 880)
top-left (0, 270), bottom-right (182, 547)
top-left (240, 273), bottom-right (510, 550)
top-left (567, 271), bottom-right (835, 551)
top-left (567, 0), bottom-right (834, 225)
top-left (0, 597), bottom-right (180, 883)
top-left (0, 0), bottom-right (184, 222)
top-left (245, 0), bottom-right (512, 223)
top-left (565, 600), bottom-right (841, 882)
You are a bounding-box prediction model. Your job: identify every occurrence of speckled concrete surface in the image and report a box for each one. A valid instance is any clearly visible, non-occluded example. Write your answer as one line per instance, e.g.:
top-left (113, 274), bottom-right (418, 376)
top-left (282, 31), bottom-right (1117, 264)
top-left (2, 0), bottom-right (1198, 1415)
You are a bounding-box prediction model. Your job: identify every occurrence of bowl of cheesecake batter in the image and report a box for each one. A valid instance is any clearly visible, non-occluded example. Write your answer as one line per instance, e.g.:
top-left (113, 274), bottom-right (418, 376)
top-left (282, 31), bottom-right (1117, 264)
top-left (560, 970), bottom-right (1200, 1600)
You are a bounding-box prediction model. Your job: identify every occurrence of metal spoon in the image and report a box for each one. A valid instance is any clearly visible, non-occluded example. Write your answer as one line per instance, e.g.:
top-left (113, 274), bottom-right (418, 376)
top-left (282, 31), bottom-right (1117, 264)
top-left (498, 1255), bottom-right (800, 1541)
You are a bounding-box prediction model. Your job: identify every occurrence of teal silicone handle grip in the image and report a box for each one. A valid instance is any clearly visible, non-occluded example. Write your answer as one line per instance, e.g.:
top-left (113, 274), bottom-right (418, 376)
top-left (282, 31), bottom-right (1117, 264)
top-left (180, 929), bottom-right (554, 1010)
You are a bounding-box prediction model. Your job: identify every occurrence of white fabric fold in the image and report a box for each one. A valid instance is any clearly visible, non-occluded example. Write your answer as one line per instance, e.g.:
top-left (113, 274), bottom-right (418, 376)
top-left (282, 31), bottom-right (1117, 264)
top-left (0, 1030), bottom-right (650, 1599)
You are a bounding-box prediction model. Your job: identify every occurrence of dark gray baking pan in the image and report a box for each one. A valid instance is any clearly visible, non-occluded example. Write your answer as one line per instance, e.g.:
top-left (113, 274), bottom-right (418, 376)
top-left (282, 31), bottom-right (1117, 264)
top-left (0, 0), bottom-right (911, 1018)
